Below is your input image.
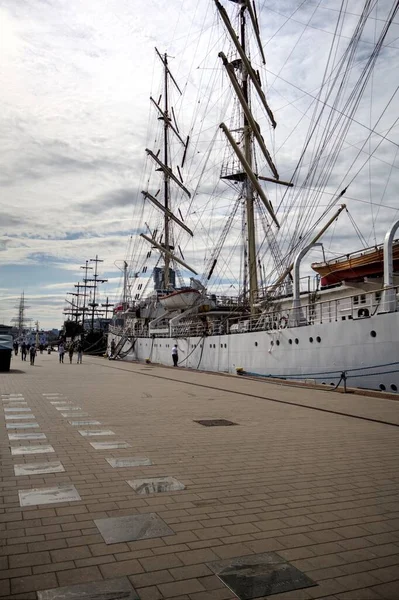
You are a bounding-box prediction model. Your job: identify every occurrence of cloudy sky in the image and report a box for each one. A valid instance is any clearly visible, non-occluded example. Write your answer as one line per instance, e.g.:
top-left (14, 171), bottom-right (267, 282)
top-left (1, 0), bottom-right (399, 328)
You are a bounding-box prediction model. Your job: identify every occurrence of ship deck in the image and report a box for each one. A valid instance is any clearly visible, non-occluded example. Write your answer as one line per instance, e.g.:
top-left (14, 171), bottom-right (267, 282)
top-left (1, 353), bottom-right (399, 599)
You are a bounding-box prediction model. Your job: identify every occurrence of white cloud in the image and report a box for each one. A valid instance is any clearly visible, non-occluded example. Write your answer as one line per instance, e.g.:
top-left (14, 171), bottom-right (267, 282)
top-left (1, 0), bottom-right (398, 327)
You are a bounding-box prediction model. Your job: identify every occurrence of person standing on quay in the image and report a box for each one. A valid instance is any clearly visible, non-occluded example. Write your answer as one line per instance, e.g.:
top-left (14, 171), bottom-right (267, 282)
top-left (76, 341), bottom-right (83, 364)
top-left (21, 342), bottom-right (27, 361)
top-left (68, 343), bottom-right (74, 364)
top-left (172, 344), bottom-right (179, 367)
top-left (29, 344), bottom-right (36, 366)
top-left (58, 342), bottom-right (65, 364)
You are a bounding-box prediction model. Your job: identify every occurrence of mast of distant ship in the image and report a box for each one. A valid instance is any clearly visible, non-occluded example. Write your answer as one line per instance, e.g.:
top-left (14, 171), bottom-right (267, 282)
top-left (141, 49), bottom-right (196, 284)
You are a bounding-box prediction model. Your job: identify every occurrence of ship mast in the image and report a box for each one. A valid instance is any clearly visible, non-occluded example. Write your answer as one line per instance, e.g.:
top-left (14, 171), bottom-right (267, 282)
top-left (215, 0), bottom-right (283, 314)
top-left (163, 53), bottom-right (171, 289)
top-left (141, 49), bottom-right (196, 284)
top-left (240, 4), bottom-right (257, 312)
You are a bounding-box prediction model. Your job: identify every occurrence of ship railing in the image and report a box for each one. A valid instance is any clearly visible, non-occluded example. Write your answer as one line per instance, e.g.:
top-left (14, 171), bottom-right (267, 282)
top-left (228, 285), bottom-right (398, 333)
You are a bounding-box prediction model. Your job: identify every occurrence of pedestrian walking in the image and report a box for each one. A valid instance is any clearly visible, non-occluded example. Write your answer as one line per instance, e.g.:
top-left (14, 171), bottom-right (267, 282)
top-left (172, 344), bottom-right (179, 367)
top-left (21, 342), bottom-right (27, 361)
top-left (29, 344), bottom-right (36, 366)
top-left (58, 342), bottom-right (65, 364)
top-left (68, 344), bottom-right (74, 364)
top-left (13, 341), bottom-right (18, 356)
top-left (76, 341), bottom-right (83, 364)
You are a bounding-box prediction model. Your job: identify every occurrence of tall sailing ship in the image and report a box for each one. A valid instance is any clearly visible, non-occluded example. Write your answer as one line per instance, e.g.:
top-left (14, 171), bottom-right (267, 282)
top-left (108, 0), bottom-right (399, 393)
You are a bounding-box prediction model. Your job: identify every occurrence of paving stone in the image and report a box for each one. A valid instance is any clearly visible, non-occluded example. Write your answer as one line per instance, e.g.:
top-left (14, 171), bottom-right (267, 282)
top-left (127, 476), bottom-right (185, 494)
top-left (37, 576), bottom-right (139, 599)
top-left (95, 513), bottom-right (174, 544)
top-left (4, 407), bottom-right (32, 412)
top-left (207, 552), bottom-right (317, 599)
top-left (6, 422), bottom-right (39, 429)
top-left (61, 412), bottom-right (89, 417)
top-left (18, 484), bottom-right (81, 507)
top-left (14, 462), bottom-right (65, 476)
top-left (11, 445), bottom-right (55, 455)
top-left (78, 430), bottom-right (115, 436)
top-left (5, 414), bottom-right (36, 419)
top-left (8, 433), bottom-right (47, 440)
top-left (106, 457), bottom-right (152, 468)
top-left (69, 420), bottom-right (101, 426)
top-left (90, 441), bottom-right (131, 449)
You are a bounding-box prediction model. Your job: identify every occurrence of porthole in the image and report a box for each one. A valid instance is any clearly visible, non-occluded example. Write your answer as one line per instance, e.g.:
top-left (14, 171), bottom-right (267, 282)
top-left (370, 330), bottom-right (376, 338)
top-left (316, 336), bottom-right (321, 343)
top-left (276, 340), bottom-right (280, 346)
top-left (271, 341), bottom-right (274, 347)
top-left (221, 344), bottom-right (223, 348)
top-left (309, 337), bottom-right (314, 343)
top-left (330, 383), bottom-right (335, 386)
top-left (295, 338), bottom-right (299, 345)
top-left (255, 342), bottom-right (258, 347)
top-left (289, 339), bottom-right (292, 345)
top-left (379, 384), bottom-right (386, 391)
top-left (224, 344), bottom-right (227, 348)
top-left (391, 384), bottom-right (398, 392)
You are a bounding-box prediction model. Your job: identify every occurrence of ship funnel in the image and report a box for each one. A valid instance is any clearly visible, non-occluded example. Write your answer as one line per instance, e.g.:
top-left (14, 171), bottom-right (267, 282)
top-left (291, 243), bottom-right (323, 327)
top-left (381, 219), bottom-right (399, 313)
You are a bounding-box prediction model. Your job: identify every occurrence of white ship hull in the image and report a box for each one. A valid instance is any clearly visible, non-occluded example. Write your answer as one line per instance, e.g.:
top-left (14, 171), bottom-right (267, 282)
top-left (109, 310), bottom-right (399, 393)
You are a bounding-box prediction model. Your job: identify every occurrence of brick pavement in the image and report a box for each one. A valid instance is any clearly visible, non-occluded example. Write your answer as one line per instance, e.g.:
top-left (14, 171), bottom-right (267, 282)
top-left (0, 353), bottom-right (399, 599)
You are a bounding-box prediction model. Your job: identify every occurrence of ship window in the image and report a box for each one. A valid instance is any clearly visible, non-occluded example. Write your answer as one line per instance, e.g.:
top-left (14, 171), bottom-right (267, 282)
top-left (295, 338), bottom-right (299, 345)
top-left (309, 337), bottom-right (314, 343)
top-left (255, 342), bottom-right (258, 347)
top-left (143, 266), bottom-right (147, 273)
top-left (354, 295), bottom-right (359, 305)
top-left (375, 291), bottom-right (382, 302)
top-left (360, 294), bottom-right (366, 304)
top-left (379, 384), bottom-right (386, 391)
top-left (289, 339), bottom-right (292, 345)
top-left (276, 340), bottom-right (280, 346)
top-left (391, 384), bottom-right (398, 392)
top-left (316, 336), bottom-right (321, 343)
top-left (370, 330), bottom-right (376, 338)
top-left (138, 284), bottom-right (142, 290)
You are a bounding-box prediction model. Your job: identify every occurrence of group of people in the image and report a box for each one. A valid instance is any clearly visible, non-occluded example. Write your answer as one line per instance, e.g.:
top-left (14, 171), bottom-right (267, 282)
top-left (14, 341), bottom-right (36, 364)
top-left (58, 341), bottom-right (83, 364)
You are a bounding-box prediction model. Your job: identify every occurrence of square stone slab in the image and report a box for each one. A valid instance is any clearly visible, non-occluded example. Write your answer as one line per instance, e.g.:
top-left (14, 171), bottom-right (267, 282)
top-left (207, 552), bottom-right (317, 599)
top-left (11, 445), bottom-right (55, 455)
top-left (37, 576), bottom-right (139, 600)
top-left (69, 420), bottom-right (101, 426)
top-left (195, 419), bottom-right (238, 427)
top-left (107, 457), bottom-right (152, 468)
top-left (4, 407), bottom-right (31, 412)
top-left (5, 414), bottom-right (36, 420)
top-left (2, 400), bottom-right (27, 404)
top-left (51, 401), bottom-right (72, 405)
top-left (6, 422), bottom-right (39, 429)
top-left (8, 433), bottom-right (47, 440)
top-left (61, 412), bottom-right (89, 417)
top-left (14, 461), bottom-right (65, 476)
top-left (79, 430), bottom-right (115, 437)
top-left (95, 513), bottom-right (174, 544)
top-left (90, 441), bottom-right (131, 450)
top-left (18, 483), bottom-right (81, 507)
top-left (127, 476), bottom-right (185, 495)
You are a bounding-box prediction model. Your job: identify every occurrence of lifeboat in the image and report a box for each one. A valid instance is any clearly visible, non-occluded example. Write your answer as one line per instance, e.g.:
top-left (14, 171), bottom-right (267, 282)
top-left (159, 288), bottom-right (201, 310)
top-left (312, 240), bottom-right (399, 286)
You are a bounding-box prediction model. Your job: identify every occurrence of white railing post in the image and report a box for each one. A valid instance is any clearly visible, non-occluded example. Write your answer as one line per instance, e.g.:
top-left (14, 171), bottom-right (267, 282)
top-left (381, 219), bottom-right (399, 313)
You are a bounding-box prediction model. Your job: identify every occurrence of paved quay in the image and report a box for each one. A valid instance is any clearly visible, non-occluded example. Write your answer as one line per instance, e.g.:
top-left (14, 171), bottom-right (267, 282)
top-left (1, 353), bottom-right (399, 600)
